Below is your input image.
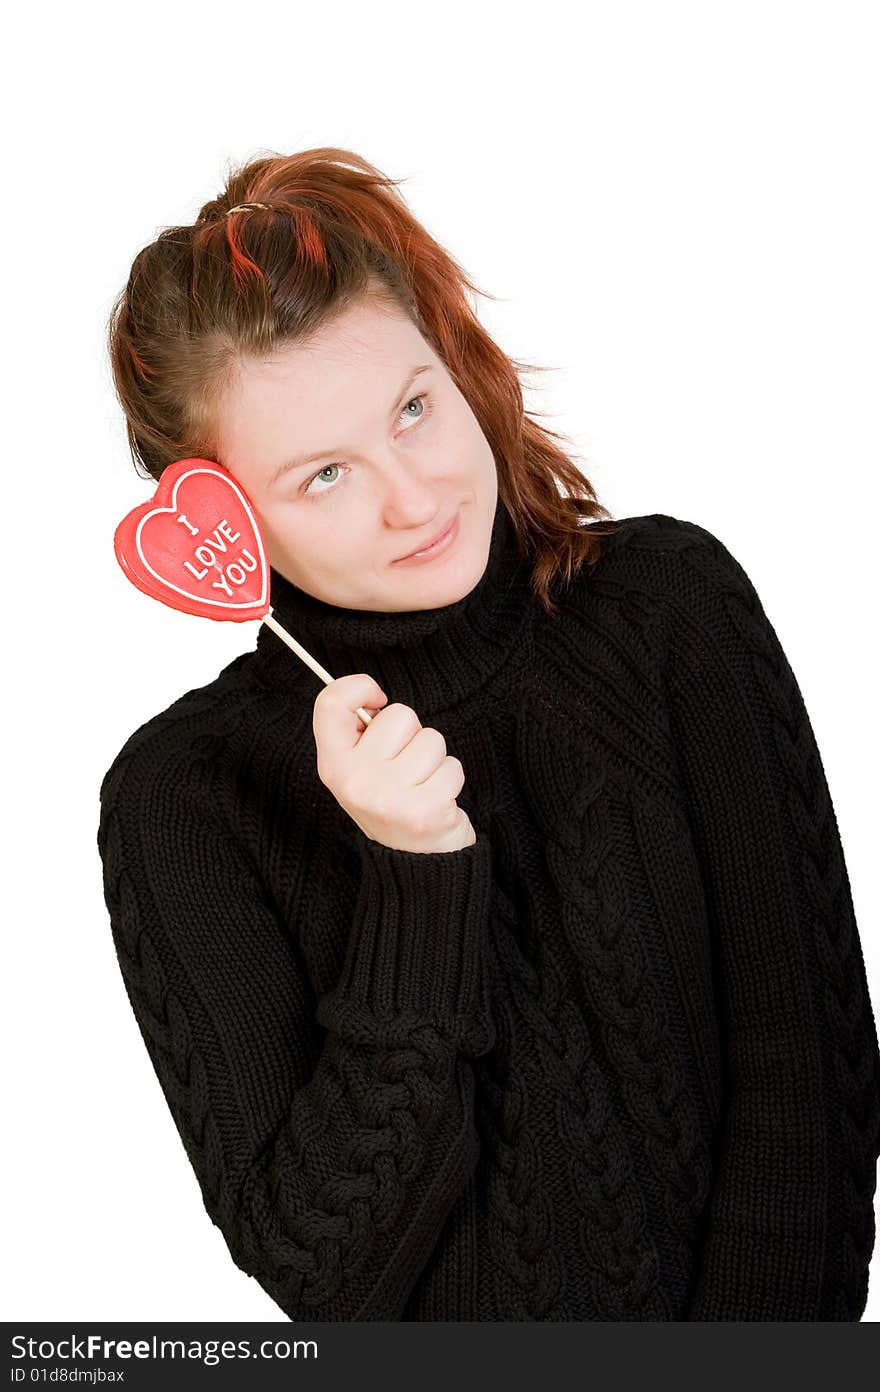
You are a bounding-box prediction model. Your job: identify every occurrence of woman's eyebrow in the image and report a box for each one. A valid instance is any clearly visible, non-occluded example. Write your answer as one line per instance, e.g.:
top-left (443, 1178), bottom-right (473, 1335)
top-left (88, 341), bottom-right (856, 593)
top-left (268, 364), bottom-right (434, 487)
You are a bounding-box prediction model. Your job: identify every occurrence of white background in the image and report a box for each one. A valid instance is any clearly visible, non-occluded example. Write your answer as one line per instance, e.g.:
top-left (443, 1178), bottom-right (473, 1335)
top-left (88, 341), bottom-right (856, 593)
top-left (5, 0), bottom-right (879, 1322)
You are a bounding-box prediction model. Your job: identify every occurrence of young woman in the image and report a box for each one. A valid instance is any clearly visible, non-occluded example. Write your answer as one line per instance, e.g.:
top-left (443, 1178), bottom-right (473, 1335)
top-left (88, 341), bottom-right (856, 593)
top-left (98, 146), bottom-right (880, 1321)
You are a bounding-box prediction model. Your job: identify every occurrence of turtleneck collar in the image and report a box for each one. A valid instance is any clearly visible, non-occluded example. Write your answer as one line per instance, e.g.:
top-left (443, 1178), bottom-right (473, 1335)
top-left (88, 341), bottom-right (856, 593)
top-left (249, 494), bottom-right (536, 717)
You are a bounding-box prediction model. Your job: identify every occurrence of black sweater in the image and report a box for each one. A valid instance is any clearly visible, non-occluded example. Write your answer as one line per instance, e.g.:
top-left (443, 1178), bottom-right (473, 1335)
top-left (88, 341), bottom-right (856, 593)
top-left (97, 495), bottom-right (880, 1321)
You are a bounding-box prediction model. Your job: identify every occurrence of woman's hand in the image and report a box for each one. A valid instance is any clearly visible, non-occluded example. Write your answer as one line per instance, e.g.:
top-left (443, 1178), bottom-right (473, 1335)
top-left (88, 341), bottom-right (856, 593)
top-left (313, 673), bottom-right (477, 853)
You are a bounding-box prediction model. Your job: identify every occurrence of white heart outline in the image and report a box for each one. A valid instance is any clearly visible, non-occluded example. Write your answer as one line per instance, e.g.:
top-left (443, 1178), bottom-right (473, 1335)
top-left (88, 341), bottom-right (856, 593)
top-left (135, 465), bottom-right (269, 612)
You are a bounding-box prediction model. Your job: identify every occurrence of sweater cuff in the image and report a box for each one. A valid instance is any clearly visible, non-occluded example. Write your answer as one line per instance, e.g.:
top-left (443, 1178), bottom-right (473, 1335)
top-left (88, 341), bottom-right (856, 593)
top-left (315, 833), bottom-right (495, 1056)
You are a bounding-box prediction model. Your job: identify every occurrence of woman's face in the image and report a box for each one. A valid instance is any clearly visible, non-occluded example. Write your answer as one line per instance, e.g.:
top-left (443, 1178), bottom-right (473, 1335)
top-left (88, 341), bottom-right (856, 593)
top-left (213, 295), bottom-right (499, 613)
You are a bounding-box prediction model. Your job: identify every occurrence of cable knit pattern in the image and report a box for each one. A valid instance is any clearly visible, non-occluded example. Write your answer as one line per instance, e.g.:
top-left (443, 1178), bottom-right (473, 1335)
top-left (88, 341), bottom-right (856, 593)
top-left (516, 720), bottom-right (713, 1300)
top-left (96, 495), bottom-right (880, 1320)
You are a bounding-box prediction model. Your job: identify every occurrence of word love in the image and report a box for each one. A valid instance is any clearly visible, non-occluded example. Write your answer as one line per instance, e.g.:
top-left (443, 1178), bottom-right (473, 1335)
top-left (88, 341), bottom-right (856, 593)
top-left (113, 458), bottom-right (271, 622)
top-left (178, 514), bottom-right (258, 597)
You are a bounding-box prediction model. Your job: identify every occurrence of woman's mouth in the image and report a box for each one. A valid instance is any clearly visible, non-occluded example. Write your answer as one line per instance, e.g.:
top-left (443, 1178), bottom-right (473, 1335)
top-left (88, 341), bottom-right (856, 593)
top-left (392, 509), bottom-right (461, 565)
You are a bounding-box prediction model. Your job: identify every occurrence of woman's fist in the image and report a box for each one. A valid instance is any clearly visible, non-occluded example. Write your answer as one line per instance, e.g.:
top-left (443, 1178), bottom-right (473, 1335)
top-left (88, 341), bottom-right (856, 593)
top-left (313, 673), bottom-right (477, 853)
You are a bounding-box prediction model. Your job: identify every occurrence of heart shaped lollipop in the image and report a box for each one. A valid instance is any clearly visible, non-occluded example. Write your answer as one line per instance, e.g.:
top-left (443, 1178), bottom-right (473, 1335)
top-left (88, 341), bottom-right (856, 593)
top-left (114, 457), bottom-right (375, 723)
top-left (114, 457), bottom-right (269, 619)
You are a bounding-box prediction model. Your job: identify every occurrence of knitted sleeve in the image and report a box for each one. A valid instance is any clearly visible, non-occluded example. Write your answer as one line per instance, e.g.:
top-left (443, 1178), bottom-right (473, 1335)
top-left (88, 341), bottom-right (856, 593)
top-left (660, 518), bottom-right (880, 1320)
top-left (96, 732), bottom-right (496, 1321)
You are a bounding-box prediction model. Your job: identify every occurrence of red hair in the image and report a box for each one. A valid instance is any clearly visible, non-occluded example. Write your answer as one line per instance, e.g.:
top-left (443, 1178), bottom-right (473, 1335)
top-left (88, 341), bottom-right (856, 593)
top-left (107, 147), bottom-right (619, 614)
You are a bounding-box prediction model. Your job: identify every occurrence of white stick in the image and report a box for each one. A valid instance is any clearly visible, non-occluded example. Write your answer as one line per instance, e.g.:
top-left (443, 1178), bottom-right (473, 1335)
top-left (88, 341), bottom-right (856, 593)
top-left (261, 608), bottom-right (375, 725)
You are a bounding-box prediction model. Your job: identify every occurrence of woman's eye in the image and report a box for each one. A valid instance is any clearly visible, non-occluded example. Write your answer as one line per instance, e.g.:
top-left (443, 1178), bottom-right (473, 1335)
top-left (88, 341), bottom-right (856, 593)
top-left (305, 462), bottom-right (341, 493)
top-left (302, 393), bottom-right (432, 499)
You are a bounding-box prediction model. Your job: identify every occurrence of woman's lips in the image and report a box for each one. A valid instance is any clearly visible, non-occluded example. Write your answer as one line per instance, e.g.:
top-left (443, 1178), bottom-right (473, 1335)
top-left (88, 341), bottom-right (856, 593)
top-left (392, 509), bottom-right (461, 565)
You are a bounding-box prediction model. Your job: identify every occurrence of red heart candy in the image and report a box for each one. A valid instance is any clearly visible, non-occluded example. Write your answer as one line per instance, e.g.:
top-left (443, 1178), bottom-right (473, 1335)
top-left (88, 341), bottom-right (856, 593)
top-left (113, 458), bottom-right (270, 622)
